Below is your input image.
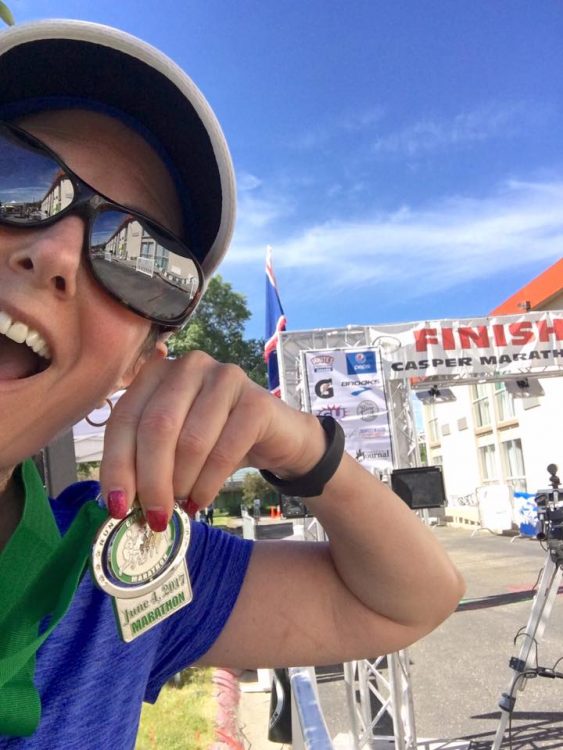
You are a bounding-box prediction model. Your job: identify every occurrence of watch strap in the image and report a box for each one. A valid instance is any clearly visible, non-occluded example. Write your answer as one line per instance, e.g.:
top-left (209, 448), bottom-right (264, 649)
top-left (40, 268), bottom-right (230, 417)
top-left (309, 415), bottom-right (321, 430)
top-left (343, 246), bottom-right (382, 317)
top-left (260, 415), bottom-right (345, 498)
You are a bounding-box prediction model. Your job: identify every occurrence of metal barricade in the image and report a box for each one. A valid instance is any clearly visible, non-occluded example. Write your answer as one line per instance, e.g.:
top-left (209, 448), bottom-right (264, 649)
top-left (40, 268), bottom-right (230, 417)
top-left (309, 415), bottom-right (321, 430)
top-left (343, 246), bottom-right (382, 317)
top-left (241, 506), bottom-right (256, 540)
top-left (289, 666), bottom-right (334, 750)
top-left (136, 255), bottom-right (155, 276)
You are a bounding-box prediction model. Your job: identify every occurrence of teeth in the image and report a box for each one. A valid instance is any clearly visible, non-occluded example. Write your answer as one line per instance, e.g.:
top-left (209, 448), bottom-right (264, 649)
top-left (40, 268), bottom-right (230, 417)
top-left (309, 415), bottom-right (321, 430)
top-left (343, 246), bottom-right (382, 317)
top-left (7, 321), bottom-right (28, 344)
top-left (0, 311), bottom-right (11, 335)
top-left (0, 311), bottom-right (51, 361)
top-left (26, 330), bottom-right (43, 353)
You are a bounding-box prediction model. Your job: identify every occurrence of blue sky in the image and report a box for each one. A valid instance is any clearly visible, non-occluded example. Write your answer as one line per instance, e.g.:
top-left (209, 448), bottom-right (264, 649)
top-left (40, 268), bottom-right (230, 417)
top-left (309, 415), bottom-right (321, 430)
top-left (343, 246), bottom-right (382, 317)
top-left (9, 1), bottom-right (563, 339)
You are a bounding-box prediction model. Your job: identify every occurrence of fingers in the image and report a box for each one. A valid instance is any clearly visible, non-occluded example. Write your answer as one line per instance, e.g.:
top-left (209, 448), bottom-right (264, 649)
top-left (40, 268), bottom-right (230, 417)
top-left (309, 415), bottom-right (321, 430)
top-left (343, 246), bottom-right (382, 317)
top-left (100, 352), bottom-right (205, 526)
top-left (170, 362), bottom-right (245, 496)
top-left (100, 352), bottom-right (268, 531)
top-left (186, 396), bottom-right (264, 503)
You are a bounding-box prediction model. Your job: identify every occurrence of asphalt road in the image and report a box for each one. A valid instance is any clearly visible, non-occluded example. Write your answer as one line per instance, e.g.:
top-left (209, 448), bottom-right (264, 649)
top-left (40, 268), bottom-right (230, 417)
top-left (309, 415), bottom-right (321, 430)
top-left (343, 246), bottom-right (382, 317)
top-left (313, 526), bottom-right (563, 749)
top-left (225, 518), bottom-right (563, 747)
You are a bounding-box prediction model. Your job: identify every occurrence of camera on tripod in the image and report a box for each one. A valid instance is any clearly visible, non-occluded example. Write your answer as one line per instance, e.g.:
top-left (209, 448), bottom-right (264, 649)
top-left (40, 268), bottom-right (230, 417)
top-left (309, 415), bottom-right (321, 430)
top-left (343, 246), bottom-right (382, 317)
top-left (535, 464), bottom-right (562, 543)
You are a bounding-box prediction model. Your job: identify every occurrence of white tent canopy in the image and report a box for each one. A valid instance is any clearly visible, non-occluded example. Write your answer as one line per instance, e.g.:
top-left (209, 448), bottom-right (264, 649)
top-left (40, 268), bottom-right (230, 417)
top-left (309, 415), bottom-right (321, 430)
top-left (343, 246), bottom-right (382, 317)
top-left (72, 392), bottom-right (260, 493)
top-left (72, 389), bottom-right (125, 463)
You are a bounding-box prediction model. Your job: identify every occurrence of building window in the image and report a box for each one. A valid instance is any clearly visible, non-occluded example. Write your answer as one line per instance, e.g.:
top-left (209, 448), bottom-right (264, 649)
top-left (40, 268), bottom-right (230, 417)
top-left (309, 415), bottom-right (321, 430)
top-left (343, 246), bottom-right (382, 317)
top-left (472, 384), bottom-right (491, 428)
top-left (140, 240), bottom-right (155, 258)
top-left (478, 444), bottom-right (499, 484)
top-left (501, 438), bottom-right (527, 492)
top-left (155, 243), bottom-right (169, 271)
top-left (495, 382), bottom-right (516, 422)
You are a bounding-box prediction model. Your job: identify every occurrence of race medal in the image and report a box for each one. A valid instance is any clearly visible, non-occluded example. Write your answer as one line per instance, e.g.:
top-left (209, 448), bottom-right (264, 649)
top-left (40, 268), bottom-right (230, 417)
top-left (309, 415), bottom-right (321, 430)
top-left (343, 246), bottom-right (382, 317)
top-left (91, 503), bottom-right (192, 642)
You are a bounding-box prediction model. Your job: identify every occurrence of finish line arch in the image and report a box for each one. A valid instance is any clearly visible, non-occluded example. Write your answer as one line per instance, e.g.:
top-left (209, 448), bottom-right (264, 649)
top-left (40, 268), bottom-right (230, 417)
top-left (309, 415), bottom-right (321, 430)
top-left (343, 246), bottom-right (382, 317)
top-left (278, 310), bottom-right (563, 473)
top-left (276, 309), bottom-right (563, 750)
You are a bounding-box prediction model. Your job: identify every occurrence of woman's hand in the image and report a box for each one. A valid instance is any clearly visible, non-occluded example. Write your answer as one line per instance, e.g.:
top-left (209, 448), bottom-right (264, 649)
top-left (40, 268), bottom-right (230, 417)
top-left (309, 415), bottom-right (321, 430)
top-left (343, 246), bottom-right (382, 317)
top-left (99, 350), bottom-right (464, 666)
top-left (99, 351), bottom-right (326, 528)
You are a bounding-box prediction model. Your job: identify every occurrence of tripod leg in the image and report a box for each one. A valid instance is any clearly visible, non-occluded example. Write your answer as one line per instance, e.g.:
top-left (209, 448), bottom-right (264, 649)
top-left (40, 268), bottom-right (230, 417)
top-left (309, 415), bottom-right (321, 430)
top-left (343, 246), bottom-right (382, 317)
top-left (491, 551), bottom-right (562, 749)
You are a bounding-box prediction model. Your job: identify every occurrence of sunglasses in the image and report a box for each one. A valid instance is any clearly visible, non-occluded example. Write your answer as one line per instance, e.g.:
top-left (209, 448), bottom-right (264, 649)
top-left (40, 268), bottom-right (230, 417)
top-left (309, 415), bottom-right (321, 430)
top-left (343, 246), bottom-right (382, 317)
top-left (0, 121), bottom-right (203, 328)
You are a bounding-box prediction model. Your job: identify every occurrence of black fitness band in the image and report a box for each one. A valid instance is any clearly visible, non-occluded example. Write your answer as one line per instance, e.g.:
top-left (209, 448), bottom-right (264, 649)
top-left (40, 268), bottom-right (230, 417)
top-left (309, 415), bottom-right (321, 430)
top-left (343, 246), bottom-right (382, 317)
top-left (260, 415), bottom-right (345, 498)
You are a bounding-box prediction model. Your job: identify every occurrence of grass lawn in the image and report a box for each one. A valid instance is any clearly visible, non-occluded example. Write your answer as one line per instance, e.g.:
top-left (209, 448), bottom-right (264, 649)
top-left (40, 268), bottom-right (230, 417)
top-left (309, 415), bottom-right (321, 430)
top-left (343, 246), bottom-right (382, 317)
top-left (136, 668), bottom-right (215, 750)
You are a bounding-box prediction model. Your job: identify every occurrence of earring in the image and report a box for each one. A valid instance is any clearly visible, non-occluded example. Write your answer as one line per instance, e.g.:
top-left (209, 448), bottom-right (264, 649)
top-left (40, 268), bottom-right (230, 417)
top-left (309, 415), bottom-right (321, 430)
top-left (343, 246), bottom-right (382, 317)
top-left (85, 398), bottom-right (113, 427)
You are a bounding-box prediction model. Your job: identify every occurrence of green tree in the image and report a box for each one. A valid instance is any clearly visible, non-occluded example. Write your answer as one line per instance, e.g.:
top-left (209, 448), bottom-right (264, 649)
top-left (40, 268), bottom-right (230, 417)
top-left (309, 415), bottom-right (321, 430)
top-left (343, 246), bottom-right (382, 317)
top-left (241, 471), bottom-right (274, 508)
top-left (168, 275), bottom-right (267, 387)
top-left (0, 2), bottom-right (14, 25)
top-left (76, 461), bottom-right (100, 480)
top-left (419, 442), bottom-right (428, 466)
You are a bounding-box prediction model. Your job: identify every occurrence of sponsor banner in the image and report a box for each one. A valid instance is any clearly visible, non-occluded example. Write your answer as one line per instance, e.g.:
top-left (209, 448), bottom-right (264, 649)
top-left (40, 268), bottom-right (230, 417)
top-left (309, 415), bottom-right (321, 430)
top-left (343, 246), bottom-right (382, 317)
top-left (303, 348), bottom-right (393, 473)
top-left (369, 311), bottom-right (563, 380)
top-left (345, 350), bottom-right (377, 375)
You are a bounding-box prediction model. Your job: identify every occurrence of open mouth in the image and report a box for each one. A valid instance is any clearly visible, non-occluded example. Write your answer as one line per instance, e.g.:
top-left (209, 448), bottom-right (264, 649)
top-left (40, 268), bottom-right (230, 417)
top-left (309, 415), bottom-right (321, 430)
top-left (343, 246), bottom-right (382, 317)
top-left (0, 311), bottom-right (52, 381)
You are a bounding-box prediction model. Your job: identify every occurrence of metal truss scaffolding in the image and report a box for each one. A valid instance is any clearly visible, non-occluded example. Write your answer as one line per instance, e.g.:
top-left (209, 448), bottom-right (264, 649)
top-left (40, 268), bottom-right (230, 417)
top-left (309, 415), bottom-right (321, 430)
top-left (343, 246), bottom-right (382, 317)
top-left (278, 326), bottom-right (418, 750)
top-left (278, 314), bottom-right (563, 750)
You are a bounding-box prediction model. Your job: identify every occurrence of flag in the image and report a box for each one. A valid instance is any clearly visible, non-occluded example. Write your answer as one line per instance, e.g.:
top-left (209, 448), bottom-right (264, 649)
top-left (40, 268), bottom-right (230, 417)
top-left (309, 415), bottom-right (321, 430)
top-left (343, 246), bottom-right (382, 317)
top-left (264, 246), bottom-right (287, 397)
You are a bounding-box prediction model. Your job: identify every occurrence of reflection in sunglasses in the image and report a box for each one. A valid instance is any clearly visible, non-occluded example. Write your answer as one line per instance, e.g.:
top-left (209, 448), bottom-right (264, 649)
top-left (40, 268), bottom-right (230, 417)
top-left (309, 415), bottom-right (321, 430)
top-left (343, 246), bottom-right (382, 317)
top-left (0, 123), bottom-right (203, 326)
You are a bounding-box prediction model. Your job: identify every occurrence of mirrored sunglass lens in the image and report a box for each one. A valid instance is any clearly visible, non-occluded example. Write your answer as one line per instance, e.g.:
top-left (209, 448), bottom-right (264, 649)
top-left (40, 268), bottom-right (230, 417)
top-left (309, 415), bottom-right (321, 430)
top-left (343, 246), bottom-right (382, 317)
top-left (90, 211), bottom-right (200, 323)
top-left (0, 131), bottom-right (75, 222)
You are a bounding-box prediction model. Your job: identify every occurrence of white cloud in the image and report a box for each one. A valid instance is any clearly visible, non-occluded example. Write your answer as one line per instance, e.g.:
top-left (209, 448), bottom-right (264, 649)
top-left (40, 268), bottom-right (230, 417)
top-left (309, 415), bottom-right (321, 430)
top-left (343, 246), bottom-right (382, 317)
top-left (372, 102), bottom-right (537, 157)
top-left (228, 190), bottom-right (294, 262)
top-left (226, 178), bottom-right (563, 301)
top-left (337, 108), bottom-right (386, 132)
top-left (237, 171), bottom-right (262, 191)
top-left (291, 107), bottom-right (385, 150)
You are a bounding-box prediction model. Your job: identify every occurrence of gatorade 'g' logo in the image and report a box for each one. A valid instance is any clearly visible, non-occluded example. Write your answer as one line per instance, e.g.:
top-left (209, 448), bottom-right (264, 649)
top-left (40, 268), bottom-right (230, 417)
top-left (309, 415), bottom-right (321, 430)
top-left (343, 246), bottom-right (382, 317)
top-left (314, 379), bottom-right (334, 399)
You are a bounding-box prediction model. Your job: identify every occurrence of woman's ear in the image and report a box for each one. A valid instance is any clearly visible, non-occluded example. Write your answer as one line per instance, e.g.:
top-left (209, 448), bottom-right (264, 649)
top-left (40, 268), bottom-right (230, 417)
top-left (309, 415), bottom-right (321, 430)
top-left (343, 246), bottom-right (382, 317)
top-left (155, 339), bottom-right (168, 359)
top-left (118, 338), bottom-right (169, 390)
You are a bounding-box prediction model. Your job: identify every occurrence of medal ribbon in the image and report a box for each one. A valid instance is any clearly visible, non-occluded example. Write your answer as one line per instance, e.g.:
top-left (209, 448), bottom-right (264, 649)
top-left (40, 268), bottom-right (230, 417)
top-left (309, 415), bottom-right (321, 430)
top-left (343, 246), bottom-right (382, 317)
top-left (0, 459), bottom-right (107, 737)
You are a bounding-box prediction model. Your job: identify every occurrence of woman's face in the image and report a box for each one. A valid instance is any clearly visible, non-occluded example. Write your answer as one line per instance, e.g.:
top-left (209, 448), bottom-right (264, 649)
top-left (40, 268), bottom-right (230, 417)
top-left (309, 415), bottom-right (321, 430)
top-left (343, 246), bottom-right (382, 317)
top-left (0, 109), bottom-right (181, 469)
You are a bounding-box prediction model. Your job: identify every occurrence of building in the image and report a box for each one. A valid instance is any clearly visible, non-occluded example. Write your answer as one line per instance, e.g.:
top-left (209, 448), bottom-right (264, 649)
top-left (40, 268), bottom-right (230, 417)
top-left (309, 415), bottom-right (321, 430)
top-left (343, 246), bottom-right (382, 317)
top-left (422, 259), bottom-right (563, 502)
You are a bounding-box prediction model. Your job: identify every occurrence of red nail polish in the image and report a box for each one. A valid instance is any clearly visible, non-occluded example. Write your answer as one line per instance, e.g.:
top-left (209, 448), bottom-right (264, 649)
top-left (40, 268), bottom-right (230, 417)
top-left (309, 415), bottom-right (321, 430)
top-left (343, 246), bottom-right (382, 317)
top-left (184, 499), bottom-right (199, 518)
top-left (107, 490), bottom-right (128, 519)
top-left (146, 509), bottom-right (169, 532)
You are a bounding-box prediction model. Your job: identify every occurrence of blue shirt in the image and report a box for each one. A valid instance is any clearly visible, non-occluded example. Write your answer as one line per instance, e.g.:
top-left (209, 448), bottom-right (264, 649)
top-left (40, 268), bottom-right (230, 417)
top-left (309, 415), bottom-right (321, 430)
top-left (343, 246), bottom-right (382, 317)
top-left (0, 481), bottom-right (253, 749)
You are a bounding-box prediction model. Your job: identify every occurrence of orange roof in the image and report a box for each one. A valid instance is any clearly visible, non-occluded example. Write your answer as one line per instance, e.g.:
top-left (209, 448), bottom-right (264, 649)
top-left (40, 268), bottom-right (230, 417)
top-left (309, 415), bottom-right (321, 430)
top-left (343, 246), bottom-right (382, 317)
top-left (490, 257), bottom-right (563, 315)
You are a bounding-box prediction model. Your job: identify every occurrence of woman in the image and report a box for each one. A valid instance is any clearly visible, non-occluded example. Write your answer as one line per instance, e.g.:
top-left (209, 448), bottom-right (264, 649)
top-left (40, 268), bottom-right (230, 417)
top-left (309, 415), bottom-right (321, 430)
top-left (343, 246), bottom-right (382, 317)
top-left (0, 19), bottom-right (464, 748)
